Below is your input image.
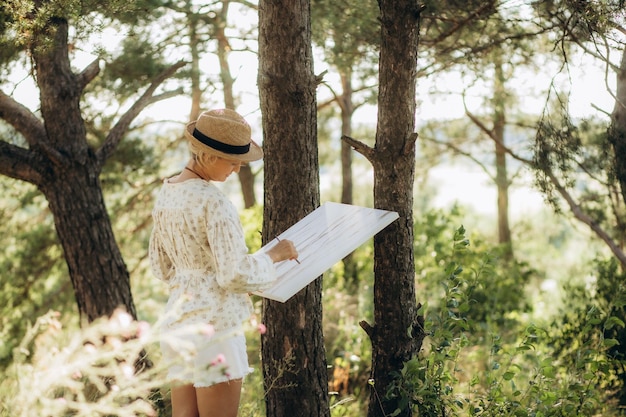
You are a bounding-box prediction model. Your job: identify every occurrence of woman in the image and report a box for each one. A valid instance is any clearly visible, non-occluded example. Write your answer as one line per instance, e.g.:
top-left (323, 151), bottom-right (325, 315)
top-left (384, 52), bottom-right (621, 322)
top-left (149, 109), bottom-right (297, 417)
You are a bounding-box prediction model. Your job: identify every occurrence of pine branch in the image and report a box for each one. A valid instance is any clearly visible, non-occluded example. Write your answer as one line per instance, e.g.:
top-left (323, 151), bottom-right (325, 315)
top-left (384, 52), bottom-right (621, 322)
top-left (76, 59), bottom-right (101, 91)
top-left (96, 60), bottom-right (187, 167)
top-left (0, 140), bottom-right (44, 184)
top-left (0, 89), bottom-right (67, 171)
top-left (341, 134), bottom-right (375, 163)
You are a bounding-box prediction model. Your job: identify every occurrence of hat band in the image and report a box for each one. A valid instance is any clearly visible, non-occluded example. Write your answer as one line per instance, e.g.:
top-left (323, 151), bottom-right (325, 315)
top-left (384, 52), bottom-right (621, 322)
top-left (192, 128), bottom-right (251, 155)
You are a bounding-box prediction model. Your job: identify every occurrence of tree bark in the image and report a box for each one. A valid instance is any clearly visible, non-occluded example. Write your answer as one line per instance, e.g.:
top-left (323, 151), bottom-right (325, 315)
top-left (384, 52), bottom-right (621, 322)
top-left (215, 0), bottom-right (258, 208)
top-left (340, 70), bottom-right (354, 207)
top-left (493, 56), bottom-right (513, 259)
top-left (32, 18), bottom-right (137, 323)
top-left (188, 14), bottom-right (203, 123)
top-left (351, 1), bottom-right (425, 416)
top-left (339, 69), bottom-right (359, 288)
top-left (258, 1), bottom-right (329, 416)
top-left (609, 45), bottom-right (626, 207)
top-left (40, 165), bottom-right (136, 322)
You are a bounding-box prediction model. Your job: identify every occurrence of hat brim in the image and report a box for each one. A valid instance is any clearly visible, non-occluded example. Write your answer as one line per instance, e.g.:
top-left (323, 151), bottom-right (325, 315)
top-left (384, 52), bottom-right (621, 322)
top-left (184, 121), bottom-right (263, 162)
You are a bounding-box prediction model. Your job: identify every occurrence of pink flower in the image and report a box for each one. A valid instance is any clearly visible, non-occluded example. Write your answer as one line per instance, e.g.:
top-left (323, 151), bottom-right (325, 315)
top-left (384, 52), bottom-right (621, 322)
top-left (211, 353), bottom-right (227, 366)
top-left (136, 321), bottom-right (151, 340)
top-left (257, 323), bottom-right (267, 334)
top-left (48, 318), bottom-right (62, 332)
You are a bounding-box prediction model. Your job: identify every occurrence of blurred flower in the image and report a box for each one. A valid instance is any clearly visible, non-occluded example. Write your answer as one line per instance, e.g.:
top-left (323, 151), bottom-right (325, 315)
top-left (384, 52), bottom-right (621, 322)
top-left (48, 318), bottom-right (62, 332)
top-left (199, 324), bottom-right (215, 337)
top-left (111, 309), bottom-right (133, 329)
top-left (120, 362), bottom-right (135, 379)
top-left (136, 321), bottom-right (151, 341)
top-left (211, 353), bottom-right (226, 366)
top-left (83, 343), bottom-right (97, 354)
top-left (106, 336), bottom-right (123, 350)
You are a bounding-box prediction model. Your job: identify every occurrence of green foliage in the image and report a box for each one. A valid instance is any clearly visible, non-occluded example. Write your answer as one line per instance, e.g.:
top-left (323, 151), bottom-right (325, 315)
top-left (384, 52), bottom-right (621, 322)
top-left (3, 0), bottom-right (163, 41)
top-left (240, 204), bottom-right (264, 253)
top-left (532, 0), bottom-right (623, 44)
top-left (534, 108), bottom-right (625, 247)
top-left (0, 178), bottom-right (75, 371)
top-left (383, 226), bottom-right (624, 417)
top-left (96, 33), bottom-right (175, 97)
top-left (415, 207), bottom-right (534, 329)
top-left (550, 257), bottom-right (626, 411)
top-left (311, 0), bottom-right (379, 71)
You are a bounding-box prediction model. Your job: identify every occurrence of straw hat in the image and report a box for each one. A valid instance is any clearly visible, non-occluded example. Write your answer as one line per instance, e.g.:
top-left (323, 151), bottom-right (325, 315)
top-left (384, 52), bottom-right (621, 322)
top-left (184, 109), bottom-right (263, 162)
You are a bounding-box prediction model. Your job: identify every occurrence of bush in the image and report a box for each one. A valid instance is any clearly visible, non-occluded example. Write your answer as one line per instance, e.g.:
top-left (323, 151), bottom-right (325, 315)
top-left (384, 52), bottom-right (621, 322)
top-left (384, 226), bottom-right (624, 417)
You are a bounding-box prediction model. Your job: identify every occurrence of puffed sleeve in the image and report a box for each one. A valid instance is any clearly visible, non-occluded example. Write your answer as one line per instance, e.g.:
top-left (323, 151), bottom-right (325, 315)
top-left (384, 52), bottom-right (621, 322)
top-left (149, 227), bottom-right (175, 283)
top-left (205, 199), bottom-right (277, 293)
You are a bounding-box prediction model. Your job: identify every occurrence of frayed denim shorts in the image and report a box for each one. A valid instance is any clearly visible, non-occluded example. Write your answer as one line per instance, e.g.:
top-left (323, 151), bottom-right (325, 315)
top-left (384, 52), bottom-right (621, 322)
top-left (160, 326), bottom-right (252, 387)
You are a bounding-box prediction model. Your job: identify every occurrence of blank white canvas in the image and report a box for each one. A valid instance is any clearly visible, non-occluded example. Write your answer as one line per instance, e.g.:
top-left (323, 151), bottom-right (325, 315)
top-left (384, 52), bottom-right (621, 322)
top-left (253, 202), bottom-right (399, 302)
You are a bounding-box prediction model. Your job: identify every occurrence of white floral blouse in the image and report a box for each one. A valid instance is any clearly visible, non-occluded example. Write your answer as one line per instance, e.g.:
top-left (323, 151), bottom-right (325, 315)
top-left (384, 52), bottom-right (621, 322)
top-left (149, 178), bottom-right (276, 333)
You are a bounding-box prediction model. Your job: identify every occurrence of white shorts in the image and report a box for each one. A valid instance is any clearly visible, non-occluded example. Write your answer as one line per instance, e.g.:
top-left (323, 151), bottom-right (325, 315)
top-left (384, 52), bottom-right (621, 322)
top-left (160, 326), bottom-right (252, 387)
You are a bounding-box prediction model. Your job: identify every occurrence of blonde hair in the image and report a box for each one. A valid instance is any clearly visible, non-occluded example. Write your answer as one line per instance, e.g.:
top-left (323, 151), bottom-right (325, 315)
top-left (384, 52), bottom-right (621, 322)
top-left (188, 138), bottom-right (218, 169)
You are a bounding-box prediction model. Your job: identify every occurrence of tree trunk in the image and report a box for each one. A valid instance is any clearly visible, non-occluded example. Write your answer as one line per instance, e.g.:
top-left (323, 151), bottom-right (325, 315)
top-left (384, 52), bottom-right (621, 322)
top-left (258, 1), bottom-right (329, 417)
top-left (188, 14), bottom-right (203, 122)
top-left (493, 58), bottom-right (513, 259)
top-left (359, 1), bottom-right (425, 416)
top-left (41, 166), bottom-right (136, 323)
top-left (215, 0), bottom-right (258, 208)
top-left (33, 18), bottom-right (137, 322)
top-left (340, 70), bottom-right (354, 206)
top-left (339, 69), bottom-right (358, 288)
top-left (609, 45), bottom-right (626, 208)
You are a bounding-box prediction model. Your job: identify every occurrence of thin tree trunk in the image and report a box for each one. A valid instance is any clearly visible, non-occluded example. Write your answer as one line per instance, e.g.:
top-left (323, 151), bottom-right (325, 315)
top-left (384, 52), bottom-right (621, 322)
top-left (189, 15), bottom-right (202, 122)
top-left (340, 70), bottom-right (354, 206)
top-left (493, 58), bottom-right (513, 259)
top-left (609, 46), bottom-right (626, 208)
top-left (258, 1), bottom-right (329, 416)
top-left (215, 0), bottom-right (257, 208)
top-left (352, 1), bottom-right (425, 416)
top-left (339, 69), bottom-right (358, 288)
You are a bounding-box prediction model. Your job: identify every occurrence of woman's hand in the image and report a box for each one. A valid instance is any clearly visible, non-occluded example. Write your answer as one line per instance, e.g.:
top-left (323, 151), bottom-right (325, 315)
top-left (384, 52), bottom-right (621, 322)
top-left (267, 239), bottom-right (298, 263)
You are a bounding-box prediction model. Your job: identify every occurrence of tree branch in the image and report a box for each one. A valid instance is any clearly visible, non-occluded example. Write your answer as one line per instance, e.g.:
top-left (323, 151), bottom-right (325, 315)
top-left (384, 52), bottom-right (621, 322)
top-left (0, 140), bottom-right (44, 184)
top-left (421, 2), bottom-right (495, 46)
top-left (96, 60), bottom-right (187, 167)
top-left (404, 132), bottom-right (418, 156)
top-left (76, 59), bottom-right (101, 91)
top-left (465, 100), bottom-right (626, 268)
top-left (0, 89), bottom-right (67, 167)
top-left (341, 134), bottom-right (375, 163)
top-left (421, 135), bottom-right (496, 183)
top-left (0, 90), bottom-right (44, 147)
top-left (359, 319), bottom-right (374, 340)
top-left (545, 168), bottom-right (626, 269)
